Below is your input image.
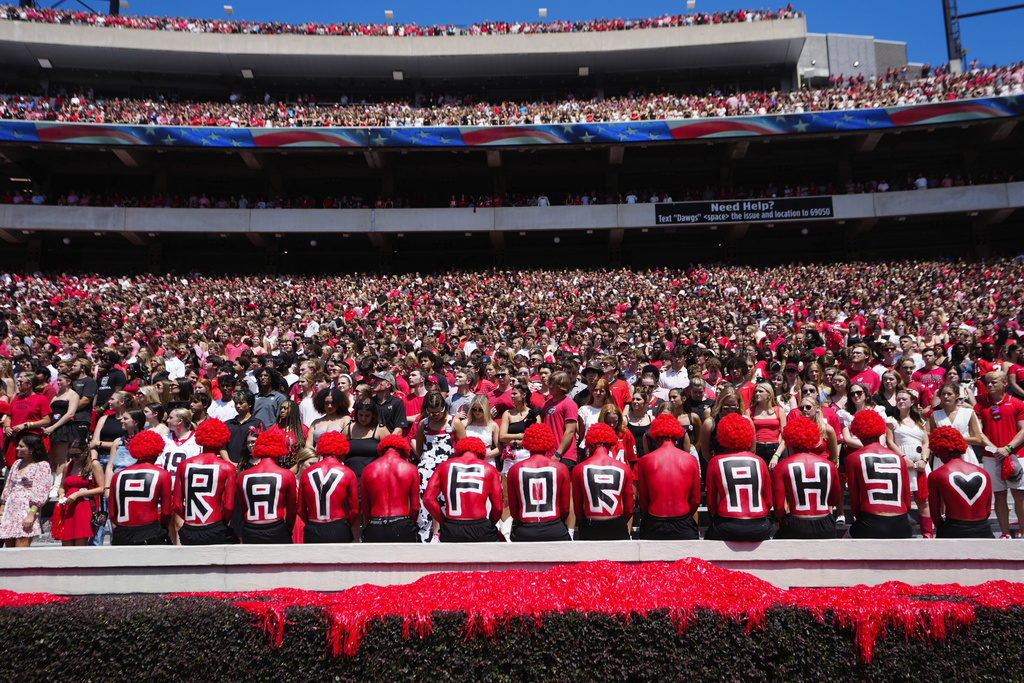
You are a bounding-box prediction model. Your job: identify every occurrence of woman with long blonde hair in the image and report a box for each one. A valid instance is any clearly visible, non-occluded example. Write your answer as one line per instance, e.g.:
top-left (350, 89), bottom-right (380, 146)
top-left (454, 394), bottom-right (500, 469)
top-left (749, 381), bottom-right (786, 468)
top-left (794, 394), bottom-right (839, 466)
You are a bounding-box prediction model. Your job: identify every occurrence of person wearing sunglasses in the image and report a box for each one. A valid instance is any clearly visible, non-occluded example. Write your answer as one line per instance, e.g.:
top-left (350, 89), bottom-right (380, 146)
top-left (485, 364), bottom-right (516, 420)
top-left (975, 371), bottom-right (1024, 538)
top-left (414, 391), bottom-right (455, 542)
top-left (789, 396), bottom-right (838, 466)
top-left (454, 395), bottom-right (500, 470)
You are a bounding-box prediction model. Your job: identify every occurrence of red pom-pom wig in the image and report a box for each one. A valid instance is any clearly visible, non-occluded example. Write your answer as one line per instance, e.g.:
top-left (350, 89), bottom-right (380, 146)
top-left (378, 434), bottom-right (411, 459)
top-left (585, 423), bottom-right (619, 450)
top-left (649, 414), bottom-right (684, 441)
top-left (195, 418), bottom-right (230, 451)
top-left (251, 430), bottom-right (289, 460)
top-left (850, 410), bottom-right (886, 440)
top-left (316, 431), bottom-right (350, 459)
top-left (454, 436), bottom-right (487, 459)
top-left (929, 426), bottom-right (967, 458)
top-left (716, 413), bottom-right (754, 451)
top-left (522, 424), bottom-right (556, 454)
top-left (128, 430), bottom-right (166, 464)
top-left (782, 416), bottom-right (822, 453)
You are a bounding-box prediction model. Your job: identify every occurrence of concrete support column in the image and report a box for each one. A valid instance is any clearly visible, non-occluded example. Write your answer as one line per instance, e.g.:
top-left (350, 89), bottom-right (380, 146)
top-left (148, 243), bottom-right (163, 273)
top-left (26, 237), bottom-right (41, 271)
top-left (265, 243), bottom-right (279, 274)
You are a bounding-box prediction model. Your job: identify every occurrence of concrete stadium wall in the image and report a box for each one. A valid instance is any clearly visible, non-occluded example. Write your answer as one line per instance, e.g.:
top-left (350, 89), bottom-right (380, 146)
top-left (0, 539), bottom-right (1020, 594)
top-left (0, 17), bottom-right (807, 62)
top-left (0, 183), bottom-right (1020, 235)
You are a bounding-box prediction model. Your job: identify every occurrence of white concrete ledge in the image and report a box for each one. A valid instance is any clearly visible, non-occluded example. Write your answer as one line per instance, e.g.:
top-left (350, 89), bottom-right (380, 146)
top-left (1, 540), bottom-right (1023, 594)
top-left (2, 183), bottom-right (1022, 236)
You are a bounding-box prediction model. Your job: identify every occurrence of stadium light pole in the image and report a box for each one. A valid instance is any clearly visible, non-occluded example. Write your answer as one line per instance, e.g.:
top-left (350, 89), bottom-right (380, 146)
top-left (943, 0), bottom-right (1024, 74)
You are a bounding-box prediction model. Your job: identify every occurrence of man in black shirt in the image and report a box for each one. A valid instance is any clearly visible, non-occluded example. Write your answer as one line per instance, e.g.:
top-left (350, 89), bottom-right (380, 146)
top-left (95, 351), bottom-right (127, 410)
top-left (225, 389), bottom-right (264, 463)
top-left (373, 371), bottom-right (409, 435)
top-left (71, 357), bottom-right (97, 440)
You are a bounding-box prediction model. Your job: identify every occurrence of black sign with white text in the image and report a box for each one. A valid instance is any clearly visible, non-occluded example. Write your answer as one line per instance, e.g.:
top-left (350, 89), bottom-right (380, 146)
top-left (655, 196), bottom-right (834, 225)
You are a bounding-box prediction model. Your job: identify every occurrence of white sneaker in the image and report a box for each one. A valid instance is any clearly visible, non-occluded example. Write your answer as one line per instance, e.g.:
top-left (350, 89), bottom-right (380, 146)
top-left (835, 515), bottom-right (846, 525)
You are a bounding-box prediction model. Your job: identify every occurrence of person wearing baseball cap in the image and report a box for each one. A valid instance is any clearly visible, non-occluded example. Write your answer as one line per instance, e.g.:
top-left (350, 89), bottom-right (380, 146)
top-left (372, 371), bottom-right (408, 434)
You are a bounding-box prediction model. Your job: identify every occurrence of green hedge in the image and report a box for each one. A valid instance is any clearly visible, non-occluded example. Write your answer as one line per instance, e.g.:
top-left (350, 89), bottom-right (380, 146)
top-left (1, 597), bottom-right (1021, 682)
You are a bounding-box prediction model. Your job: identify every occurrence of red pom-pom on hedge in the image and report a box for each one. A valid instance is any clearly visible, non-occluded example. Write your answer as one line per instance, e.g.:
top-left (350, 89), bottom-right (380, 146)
top-left (251, 430), bottom-right (288, 460)
top-left (585, 423), bottom-right (619, 450)
top-left (195, 418), bottom-right (230, 450)
top-left (378, 434), bottom-right (411, 459)
top-left (717, 413), bottom-right (754, 451)
top-left (929, 426), bottom-right (967, 458)
top-left (316, 431), bottom-right (350, 459)
top-left (522, 424), bottom-right (556, 454)
top-left (782, 416), bottom-right (822, 452)
top-left (850, 410), bottom-right (886, 440)
top-left (649, 414), bottom-right (684, 441)
top-left (454, 436), bottom-right (487, 459)
top-left (128, 430), bottom-right (166, 463)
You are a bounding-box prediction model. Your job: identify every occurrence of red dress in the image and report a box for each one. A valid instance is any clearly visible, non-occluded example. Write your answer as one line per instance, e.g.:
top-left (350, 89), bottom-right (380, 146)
top-left (60, 473), bottom-right (95, 540)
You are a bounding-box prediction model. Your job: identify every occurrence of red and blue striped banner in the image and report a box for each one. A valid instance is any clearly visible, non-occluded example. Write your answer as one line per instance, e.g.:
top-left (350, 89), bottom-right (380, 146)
top-left (1, 96), bottom-right (1020, 149)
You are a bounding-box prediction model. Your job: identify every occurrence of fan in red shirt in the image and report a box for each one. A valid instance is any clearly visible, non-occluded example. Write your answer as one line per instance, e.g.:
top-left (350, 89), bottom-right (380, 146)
top-left (236, 430), bottom-right (297, 544)
top-left (423, 436), bottom-right (502, 542)
top-left (927, 426), bottom-right (994, 538)
top-left (360, 435), bottom-right (420, 542)
top-left (108, 430), bottom-right (172, 546)
top-left (705, 413), bottom-right (773, 542)
top-left (506, 423), bottom-right (571, 541)
top-left (845, 410), bottom-right (913, 538)
top-left (772, 417), bottom-right (841, 539)
top-left (298, 431), bottom-right (358, 543)
top-left (174, 418), bottom-right (237, 545)
top-left (636, 414), bottom-right (701, 540)
top-left (571, 422), bottom-right (634, 540)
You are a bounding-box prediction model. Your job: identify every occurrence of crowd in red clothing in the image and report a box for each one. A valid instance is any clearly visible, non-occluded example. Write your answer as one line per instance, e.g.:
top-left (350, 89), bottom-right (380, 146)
top-left (2, 257), bottom-right (1023, 545)
top-left (2, 61), bottom-right (1021, 128)
top-left (1, 4), bottom-right (797, 37)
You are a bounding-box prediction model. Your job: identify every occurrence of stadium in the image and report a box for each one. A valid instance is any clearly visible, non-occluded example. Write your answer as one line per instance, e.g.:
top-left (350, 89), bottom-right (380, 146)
top-left (0, 1), bottom-right (1021, 271)
top-left (2, 1), bottom-right (1024, 679)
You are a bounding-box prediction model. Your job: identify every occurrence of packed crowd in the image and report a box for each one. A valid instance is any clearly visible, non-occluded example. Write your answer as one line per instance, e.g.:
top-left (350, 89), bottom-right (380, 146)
top-left (4, 169), bottom-right (1016, 212)
top-left (2, 61), bottom-right (1021, 128)
top-left (1, 260), bottom-right (1022, 545)
top-left (1, 4), bottom-right (797, 37)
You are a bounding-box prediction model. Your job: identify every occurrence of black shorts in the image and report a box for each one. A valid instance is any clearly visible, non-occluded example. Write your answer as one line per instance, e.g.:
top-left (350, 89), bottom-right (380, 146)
top-left (74, 422), bottom-right (91, 442)
top-left (179, 520), bottom-right (238, 546)
top-left (510, 518), bottom-right (571, 542)
top-left (112, 522), bottom-right (170, 546)
top-left (774, 514), bottom-right (836, 540)
top-left (937, 517), bottom-right (995, 539)
top-left (559, 458), bottom-right (577, 478)
top-left (303, 518), bottom-right (354, 544)
top-left (241, 519), bottom-right (292, 544)
top-left (361, 516), bottom-right (419, 543)
top-left (576, 515), bottom-right (630, 541)
top-left (849, 512), bottom-right (913, 539)
top-left (754, 442), bottom-right (779, 466)
top-left (638, 513), bottom-right (699, 540)
top-left (705, 516), bottom-right (773, 542)
top-left (439, 518), bottom-right (500, 543)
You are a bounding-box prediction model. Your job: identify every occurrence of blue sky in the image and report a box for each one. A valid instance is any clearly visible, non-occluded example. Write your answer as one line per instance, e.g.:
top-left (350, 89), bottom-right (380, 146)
top-left (120, 0), bottom-right (1021, 67)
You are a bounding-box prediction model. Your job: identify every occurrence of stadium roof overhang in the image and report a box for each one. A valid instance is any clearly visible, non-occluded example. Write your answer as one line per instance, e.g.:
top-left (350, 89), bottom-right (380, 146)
top-left (0, 17), bottom-right (807, 81)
